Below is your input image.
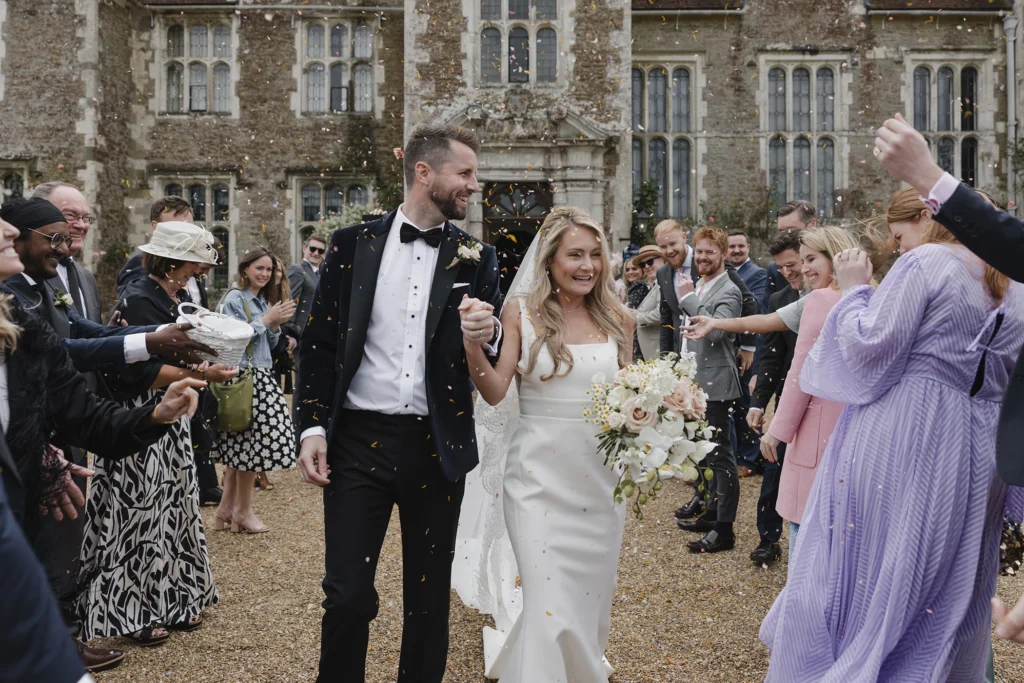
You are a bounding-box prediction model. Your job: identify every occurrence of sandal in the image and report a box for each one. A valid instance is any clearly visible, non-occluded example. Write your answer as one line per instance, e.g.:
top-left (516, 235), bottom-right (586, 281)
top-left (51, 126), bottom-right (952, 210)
top-left (167, 614), bottom-right (204, 632)
top-left (125, 624), bottom-right (170, 647)
top-left (254, 473), bottom-right (275, 491)
top-left (231, 517), bottom-right (269, 534)
top-left (212, 512), bottom-right (232, 531)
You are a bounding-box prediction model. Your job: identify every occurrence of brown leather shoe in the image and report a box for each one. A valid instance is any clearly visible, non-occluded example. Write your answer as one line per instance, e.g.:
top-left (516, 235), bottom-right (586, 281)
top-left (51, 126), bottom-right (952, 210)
top-left (76, 639), bottom-right (125, 673)
top-left (737, 465), bottom-right (754, 478)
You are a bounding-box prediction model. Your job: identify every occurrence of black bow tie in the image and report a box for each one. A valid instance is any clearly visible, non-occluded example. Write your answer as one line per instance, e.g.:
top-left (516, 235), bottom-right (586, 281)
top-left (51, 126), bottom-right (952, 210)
top-left (399, 223), bottom-right (444, 248)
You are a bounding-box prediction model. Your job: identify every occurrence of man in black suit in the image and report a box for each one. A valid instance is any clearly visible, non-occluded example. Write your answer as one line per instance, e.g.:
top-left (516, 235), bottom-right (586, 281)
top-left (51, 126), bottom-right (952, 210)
top-left (745, 231), bottom-right (802, 566)
top-left (286, 233), bottom-right (325, 405)
top-left (874, 113), bottom-right (1024, 642)
top-left (765, 201), bottom-right (816, 305)
top-left (295, 123), bottom-right (502, 682)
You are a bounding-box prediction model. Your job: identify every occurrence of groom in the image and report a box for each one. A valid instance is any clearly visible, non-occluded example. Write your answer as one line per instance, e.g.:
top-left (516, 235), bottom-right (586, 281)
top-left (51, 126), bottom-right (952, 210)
top-left (295, 123), bottom-right (503, 682)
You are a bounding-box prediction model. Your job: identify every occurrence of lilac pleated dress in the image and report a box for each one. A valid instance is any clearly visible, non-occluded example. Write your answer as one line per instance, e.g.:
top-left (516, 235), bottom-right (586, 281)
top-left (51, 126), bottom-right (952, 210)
top-left (760, 244), bottom-right (1024, 682)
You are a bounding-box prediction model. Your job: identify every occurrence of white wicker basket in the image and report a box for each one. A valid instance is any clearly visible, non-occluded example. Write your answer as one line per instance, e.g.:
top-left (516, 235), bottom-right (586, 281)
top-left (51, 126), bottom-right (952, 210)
top-left (176, 302), bottom-right (255, 367)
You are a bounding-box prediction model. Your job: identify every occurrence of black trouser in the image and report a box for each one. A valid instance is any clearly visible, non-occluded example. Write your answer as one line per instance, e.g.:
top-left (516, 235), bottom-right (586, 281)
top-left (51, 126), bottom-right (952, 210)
top-left (318, 410), bottom-right (465, 683)
top-left (756, 442), bottom-right (787, 544)
top-left (731, 366), bottom-right (761, 468)
top-left (703, 400), bottom-right (740, 526)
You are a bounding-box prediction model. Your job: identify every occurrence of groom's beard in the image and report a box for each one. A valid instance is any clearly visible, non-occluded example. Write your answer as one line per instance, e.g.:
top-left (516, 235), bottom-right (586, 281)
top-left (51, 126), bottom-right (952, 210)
top-left (429, 184), bottom-right (469, 221)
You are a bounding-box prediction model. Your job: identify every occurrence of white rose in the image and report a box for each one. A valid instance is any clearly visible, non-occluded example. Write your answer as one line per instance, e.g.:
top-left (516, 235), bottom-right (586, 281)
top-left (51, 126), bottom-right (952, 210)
top-left (606, 385), bottom-right (633, 409)
top-left (606, 411), bottom-right (627, 430)
top-left (659, 413), bottom-right (686, 438)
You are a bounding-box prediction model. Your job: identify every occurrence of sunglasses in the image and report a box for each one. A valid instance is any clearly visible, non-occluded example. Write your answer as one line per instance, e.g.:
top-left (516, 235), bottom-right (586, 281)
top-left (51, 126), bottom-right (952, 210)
top-left (28, 228), bottom-right (74, 250)
top-left (638, 258), bottom-right (657, 268)
top-left (307, 245), bottom-right (325, 255)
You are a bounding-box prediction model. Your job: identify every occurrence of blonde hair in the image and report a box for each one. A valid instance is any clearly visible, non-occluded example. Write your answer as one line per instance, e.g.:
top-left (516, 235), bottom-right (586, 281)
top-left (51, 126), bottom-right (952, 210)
top-left (523, 207), bottom-right (629, 380)
top-left (653, 219), bottom-right (686, 240)
top-left (886, 186), bottom-right (1008, 305)
top-left (0, 294), bottom-right (21, 355)
top-left (799, 226), bottom-right (861, 290)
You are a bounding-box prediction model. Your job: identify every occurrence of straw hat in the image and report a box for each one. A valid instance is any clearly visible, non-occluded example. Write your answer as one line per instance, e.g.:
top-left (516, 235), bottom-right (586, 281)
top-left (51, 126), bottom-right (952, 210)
top-left (139, 221), bottom-right (219, 265)
top-left (630, 244), bottom-right (662, 269)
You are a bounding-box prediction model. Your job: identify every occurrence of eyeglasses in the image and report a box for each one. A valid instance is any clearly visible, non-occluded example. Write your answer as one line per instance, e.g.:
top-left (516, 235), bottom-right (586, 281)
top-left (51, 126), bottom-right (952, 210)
top-left (27, 228), bottom-right (74, 250)
top-left (307, 246), bottom-right (325, 255)
top-left (62, 212), bottom-right (95, 225)
top-left (639, 258), bottom-right (657, 268)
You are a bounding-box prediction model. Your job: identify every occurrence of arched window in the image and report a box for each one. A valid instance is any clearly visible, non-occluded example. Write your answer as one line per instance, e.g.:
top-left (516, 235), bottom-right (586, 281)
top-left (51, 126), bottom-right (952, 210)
top-left (211, 227), bottom-right (230, 290)
top-left (793, 68), bottom-right (810, 132)
top-left (509, 0), bottom-right (529, 19)
top-left (188, 183), bottom-right (206, 221)
top-left (2, 173), bottom-right (23, 199)
top-left (331, 24), bottom-right (348, 58)
top-left (631, 68), bottom-right (643, 133)
top-left (167, 25), bottom-right (184, 58)
top-left (631, 138), bottom-right (643, 197)
top-left (961, 67), bottom-right (977, 132)
top-left (816, 138), bottom-right (835, 217)
top-left (508, 28), bottom-right (529, 83)
top-left (535, 0), bottom-right (556, 20)
top-left (768, 68), bottom-right (786, 132)
top-left (354, 24), bottom-right (373, 59)
top-left (961, 137), bottom-right (977, 186)
top-left (937, 67), bottom-right (953, 131)
top-left (481, 28), bottom-right (502, 84)
top-left (164, 183), bottom-right (183, 197)
top-left (816, 67), bottom-right (834, 132)
top-left (212, 63), bottom-right (230, 113)
top-left (166, 62), bottom-right (184, 112)
top-left (937, 136), bottom-right (955, 175)
top-left (189, 63), bottom-right (208, 112)
top-left (213, 25), bottom-right (231, 58)
top-left (302, 185), bottom-right (321, 222)
top-left (672, 68), bottom-right (690, 133)
top-left (647, 68), bottom-right (667, 133)
top-left (307, 25), bottom-right (325, 59)
top-left (793, 137), bottom-right (811, 201)
top-left (672, 138), bottom-right (691, 219)
top-left (647, 138), bottom-right (668, 216)
top-left (330, 63), bottom-right (349, 112)
top-left (212, 184), bottom-right (230, 221)
top-left (481, 0), bottom-right (501, 20)
top-left (324, 185), bottom-right (344, 215)
top-left (348, 185), bottom-right (368, 205)
top-left (768, 136), bottom-right (787, 211)
top-left (306, 63), bottom-right (325, 112)
top-left (189, 25), bottom-right (208, 58)
top-left (536, 28), bottom-right (556, 83)
top-left (354, 64), bottom-right (372, 112)
top-left (913, 66), bottom-right (930, 131)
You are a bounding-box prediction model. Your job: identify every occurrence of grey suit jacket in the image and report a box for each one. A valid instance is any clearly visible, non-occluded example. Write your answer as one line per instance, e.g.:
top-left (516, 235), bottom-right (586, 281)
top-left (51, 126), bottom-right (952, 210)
top-left (287, 260), bottom-right (319, 335)
top-left (678, 273), bottom-right (743, 402)
top-left (635, 284), bottom-right (662, 361)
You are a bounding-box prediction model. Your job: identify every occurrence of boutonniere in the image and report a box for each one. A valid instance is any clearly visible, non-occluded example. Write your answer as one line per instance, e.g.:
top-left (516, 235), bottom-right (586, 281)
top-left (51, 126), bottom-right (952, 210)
top-left (447, 239), bottom-right (483, 271)
top-left (53, 289), bottom-right (74, 308)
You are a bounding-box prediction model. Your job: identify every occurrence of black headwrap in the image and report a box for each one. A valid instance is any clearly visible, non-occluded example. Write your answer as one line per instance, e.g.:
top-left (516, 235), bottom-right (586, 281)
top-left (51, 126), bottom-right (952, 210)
top-left (0, 197), bottom-right (67, 234)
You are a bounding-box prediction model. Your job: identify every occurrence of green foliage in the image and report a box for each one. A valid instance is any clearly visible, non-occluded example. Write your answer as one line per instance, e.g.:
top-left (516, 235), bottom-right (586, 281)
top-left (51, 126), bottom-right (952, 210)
top-left (632, 179), bottom-right (660, 217)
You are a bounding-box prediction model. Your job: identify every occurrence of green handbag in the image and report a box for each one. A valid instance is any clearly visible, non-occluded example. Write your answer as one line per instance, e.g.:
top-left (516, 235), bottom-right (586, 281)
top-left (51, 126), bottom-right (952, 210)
top-left (210, 291), bottom-right (256, 433)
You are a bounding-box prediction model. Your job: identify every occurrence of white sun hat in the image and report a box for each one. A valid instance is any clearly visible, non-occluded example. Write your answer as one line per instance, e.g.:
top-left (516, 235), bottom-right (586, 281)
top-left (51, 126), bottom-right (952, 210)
top-left (138, 221), bottom-right (219, 265)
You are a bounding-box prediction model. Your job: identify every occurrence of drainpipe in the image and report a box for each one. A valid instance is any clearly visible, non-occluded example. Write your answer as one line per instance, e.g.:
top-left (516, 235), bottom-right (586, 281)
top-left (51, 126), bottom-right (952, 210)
top-left (1005, 14), bottom-right (1018, 213)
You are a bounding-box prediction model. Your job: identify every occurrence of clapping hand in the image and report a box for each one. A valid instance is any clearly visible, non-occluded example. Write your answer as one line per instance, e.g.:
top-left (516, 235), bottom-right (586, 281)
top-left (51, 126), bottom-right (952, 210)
top-left (39, 446), bottom-right (94, 522)
top-left (459, 295), bottom-right (496, 346)
top-left (833, 248), bottom-right (873, 291)
top-left (681, 315), bottom-right (715, 341)
top-left (265, 299), bottom-right (298, 326)
top-left (152, 377), bottom-right (207, 423)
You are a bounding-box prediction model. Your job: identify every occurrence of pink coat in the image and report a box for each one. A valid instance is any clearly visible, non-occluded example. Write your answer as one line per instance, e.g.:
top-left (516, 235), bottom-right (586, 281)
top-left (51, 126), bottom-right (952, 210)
top-left (769, 288), bottom-right (845, 524)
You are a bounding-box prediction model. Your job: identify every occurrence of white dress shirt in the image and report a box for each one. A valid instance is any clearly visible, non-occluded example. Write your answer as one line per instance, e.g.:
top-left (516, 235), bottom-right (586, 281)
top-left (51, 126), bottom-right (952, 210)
top-left (185, 276), bottom-right (202, 307)
top-left (21, 273), bottom-right (151, 364)
top-left (55, 260), bottom-right (87, 318)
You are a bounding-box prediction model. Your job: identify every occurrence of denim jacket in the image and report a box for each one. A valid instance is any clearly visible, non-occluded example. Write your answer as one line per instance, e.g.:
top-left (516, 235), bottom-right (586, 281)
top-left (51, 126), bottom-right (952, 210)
top-left (218, 289), bottom-right (279, 370)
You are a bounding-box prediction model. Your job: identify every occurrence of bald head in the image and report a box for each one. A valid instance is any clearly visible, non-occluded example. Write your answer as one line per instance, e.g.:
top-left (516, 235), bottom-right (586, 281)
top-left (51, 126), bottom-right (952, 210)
top-left (34, 183), bottom-right (91, 256)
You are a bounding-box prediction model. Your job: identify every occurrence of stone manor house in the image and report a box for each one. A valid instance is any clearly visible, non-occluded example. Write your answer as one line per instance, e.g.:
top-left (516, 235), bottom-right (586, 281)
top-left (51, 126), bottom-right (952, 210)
top-left (0, 0), bottom-right (1021, 297)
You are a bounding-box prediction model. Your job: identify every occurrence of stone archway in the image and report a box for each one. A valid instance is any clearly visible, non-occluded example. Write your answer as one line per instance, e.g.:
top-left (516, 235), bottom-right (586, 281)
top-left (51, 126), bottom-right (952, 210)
top-left (482, 181), bottom-right (554, 297)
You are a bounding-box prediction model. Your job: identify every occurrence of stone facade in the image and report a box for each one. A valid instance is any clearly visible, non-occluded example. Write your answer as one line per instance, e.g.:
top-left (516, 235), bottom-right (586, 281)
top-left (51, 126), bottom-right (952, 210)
top-left (0, 0), bottom-right (1017, 300)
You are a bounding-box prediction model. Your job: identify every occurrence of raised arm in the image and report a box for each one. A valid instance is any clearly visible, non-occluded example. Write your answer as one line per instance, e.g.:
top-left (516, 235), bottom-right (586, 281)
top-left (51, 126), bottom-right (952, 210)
top-left (464, 298), bottom-right (523, 406)
top-left (683, 311), bottom-right (787, 341)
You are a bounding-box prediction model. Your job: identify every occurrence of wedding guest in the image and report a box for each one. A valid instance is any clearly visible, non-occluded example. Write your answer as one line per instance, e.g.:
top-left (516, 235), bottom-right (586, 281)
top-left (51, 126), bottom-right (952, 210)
top-left (766, 201), bottom-right (816, 296)
top-left (79, 221), bottom-right (235, 647)
top-left (212, 247), bottom-right (297, 533)
top-left (753, 227), bottom-right (858, 568)
top-left (759, 182), bottom-right (1023, 679)
top-left (612, 256), bottom-right (627, 302)
top-left (747, 230), bottom-right (803, 567)
top-left (633, 245), bottom-right (663, 362)
top-left (286, 233), bottom-right (325, 341)
top-left (624, 247), bottom-right (651, 360)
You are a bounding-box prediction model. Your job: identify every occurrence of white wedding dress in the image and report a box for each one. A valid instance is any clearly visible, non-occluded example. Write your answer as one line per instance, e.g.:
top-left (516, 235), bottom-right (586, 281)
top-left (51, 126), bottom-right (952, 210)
top-left (453, 305), bottom-right (626, 682)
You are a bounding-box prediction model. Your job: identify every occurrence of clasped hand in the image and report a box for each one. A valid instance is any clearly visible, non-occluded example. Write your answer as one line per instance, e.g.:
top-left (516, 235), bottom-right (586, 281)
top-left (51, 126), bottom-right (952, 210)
top-left (459, 295), bottom-right (495, 346)
top-left (833, 248), bottom-right (873, 291)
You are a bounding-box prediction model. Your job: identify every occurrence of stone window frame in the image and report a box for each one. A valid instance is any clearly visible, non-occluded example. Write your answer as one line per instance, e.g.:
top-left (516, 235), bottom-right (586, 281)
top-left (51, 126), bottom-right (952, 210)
top-left (758, 53), bottom-right (852, 219)
top-left (156, 176), bottom-right (236, 291)
top-left (0, 160), bottom-right (29, 200)
top-left (296, 17), bottom-right (376, 116)
top-left (630, 56), bottom-right (704, 220)
top-left (290, 175), bottom-right (375, 257)
top-left (473, 0), bottom-right (562, 87)
top-left (0, 1), bottom-right (7, 101)
top-left (905, 53), bottom-right (994, 188)
top-left (157, 16), bottom-right (239, 118)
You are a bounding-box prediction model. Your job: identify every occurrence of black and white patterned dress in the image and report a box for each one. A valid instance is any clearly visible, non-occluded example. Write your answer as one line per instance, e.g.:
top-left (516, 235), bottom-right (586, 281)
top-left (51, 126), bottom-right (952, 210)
top-left (78, 278), bottom-right (217, 639)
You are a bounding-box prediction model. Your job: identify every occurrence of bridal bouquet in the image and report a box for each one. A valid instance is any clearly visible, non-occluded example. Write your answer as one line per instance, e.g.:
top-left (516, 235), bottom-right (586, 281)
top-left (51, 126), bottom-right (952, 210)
top-left (584, 353), bottom-right (717, 518)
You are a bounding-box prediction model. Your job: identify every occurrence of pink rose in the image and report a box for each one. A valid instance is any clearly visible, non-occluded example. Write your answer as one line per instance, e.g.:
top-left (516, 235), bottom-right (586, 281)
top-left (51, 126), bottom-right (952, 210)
top-left (663, 379), bottom-right (696, 416)
top-left (622, 396), bottom-right (658, 432)
top-left (689, 389), bottom-right (708, 420)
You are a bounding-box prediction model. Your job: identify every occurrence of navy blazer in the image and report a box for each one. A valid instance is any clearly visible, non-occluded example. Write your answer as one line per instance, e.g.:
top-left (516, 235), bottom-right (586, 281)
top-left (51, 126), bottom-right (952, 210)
top-left (1, 279), bottom-right (157, 371)
top-left (296, 210), bottom-right (502, 481)
top-left (933, 182), bottom-right (1024, 485)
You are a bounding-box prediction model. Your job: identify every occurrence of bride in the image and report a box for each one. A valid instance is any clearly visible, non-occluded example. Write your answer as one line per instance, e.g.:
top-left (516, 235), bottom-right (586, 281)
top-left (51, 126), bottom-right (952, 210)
top-left (455, 206), bottom-right (634, 682)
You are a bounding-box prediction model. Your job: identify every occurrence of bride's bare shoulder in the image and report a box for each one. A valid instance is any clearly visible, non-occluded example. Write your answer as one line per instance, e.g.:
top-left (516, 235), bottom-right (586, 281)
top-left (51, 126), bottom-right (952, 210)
top-left (499, 297), bottom-right (523, 332)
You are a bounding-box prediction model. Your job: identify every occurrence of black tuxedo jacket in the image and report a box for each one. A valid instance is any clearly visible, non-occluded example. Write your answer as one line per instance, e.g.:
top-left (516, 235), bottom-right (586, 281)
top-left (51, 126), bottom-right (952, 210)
top-left (750, 285), bottom-right (800, 411)
top-left (296, 210), bottom-right (502, 481)
top-left (933, 182), bottom-right (1024, 485)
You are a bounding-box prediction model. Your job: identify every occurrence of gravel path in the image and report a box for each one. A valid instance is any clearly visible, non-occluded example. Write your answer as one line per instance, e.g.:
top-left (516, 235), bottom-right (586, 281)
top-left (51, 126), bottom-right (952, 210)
top-left (91, 469), bottom-right (1024, 682)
